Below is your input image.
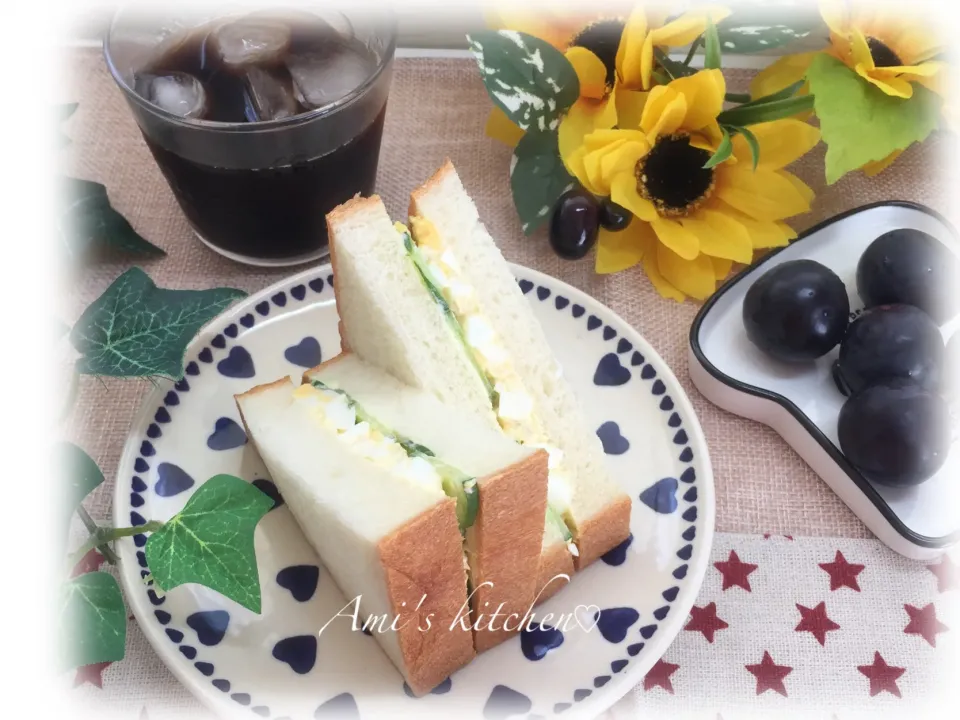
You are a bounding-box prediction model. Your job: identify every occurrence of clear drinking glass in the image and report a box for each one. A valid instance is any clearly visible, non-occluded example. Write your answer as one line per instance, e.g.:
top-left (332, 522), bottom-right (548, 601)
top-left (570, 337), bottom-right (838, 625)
top-left (104, 5), bottom-right (396, 266)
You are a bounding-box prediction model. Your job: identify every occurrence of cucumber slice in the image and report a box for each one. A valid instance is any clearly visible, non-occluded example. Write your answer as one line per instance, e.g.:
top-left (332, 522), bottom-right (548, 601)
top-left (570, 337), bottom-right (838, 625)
top-left (546, 505), bottom-right (573, 542)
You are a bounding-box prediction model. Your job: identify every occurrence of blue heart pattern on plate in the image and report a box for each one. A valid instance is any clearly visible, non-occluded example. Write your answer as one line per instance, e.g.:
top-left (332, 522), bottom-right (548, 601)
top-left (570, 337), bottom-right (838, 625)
top-left (206, 417), bottom-right (247, 451)
top-left (520, 623), bottom-right (564, 661)
top-left (284, 336), bottom-right (322, 369)
top-left (640, 477), bottom-right (678, 514)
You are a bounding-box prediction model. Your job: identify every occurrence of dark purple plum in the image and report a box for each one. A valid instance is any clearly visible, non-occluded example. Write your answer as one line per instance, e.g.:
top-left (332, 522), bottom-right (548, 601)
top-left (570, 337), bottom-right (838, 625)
top-left (742, 259), bottom-right (850, 362)
top-left (838, 381), bottom-right (951, 486)
top-left (856, 228), bottom-right (960, 323)
top-left (946, 332), bottom-right (959, 396)
top-left (833, 304), bottom-right (944, 396)
top-left (550, 188), bottom-right (599, 260)
top-left (599, 199), bottom-right (631, 231)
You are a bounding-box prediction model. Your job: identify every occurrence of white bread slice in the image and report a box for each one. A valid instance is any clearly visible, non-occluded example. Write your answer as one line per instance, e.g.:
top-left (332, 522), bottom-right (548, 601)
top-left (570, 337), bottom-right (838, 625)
top-left (326, 196), bottom-right (497, 423)
top-left (304, 353), bottom-right (549, 652)
top-left (408, 161), bottom-right (632, 572)
top-left (235, 379), bottom-right (474, 695)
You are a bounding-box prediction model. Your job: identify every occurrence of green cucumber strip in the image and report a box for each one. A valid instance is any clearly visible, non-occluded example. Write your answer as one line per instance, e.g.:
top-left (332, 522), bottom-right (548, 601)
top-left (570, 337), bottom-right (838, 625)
top-left (400, 231), bottom-right (498, 405)
top-left (308, 379), bottom-right (478, 532)
top-left (546, 504), bottom-right (573, 542)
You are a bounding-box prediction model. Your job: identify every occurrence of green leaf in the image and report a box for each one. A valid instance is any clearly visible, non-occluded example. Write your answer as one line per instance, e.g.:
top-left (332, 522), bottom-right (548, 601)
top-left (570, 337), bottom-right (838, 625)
top-left (704, 17), bottom-right (722, 70)
top-left (60, 571), bottom-right (126, 669)
top-left (749, 79), bottom-right (806, 105)
top-left (59, 442), bottom-right (105, 525)
top-left (806, 54), bottom-right (942, 184)
top-left (716, 95), bottom-right (815, 126)
top-left (467, 30), bottom-right (579, 133)
top-left (716, 2), bottom-right (825, 53)
top-left (70, 267), bottom-right (246, 379)
top-left (704, 127), bottom-right (734, 169)
top-left (510, 129), bottom-right (575, 235)
top-left (654, 48), bottom-right (697, 81)
top-left (61, 178), bottom-right (166, 260)
top-left (737, 126), bottom-right (762, 171)
top-left (146, 474), bottom-right (273, 613)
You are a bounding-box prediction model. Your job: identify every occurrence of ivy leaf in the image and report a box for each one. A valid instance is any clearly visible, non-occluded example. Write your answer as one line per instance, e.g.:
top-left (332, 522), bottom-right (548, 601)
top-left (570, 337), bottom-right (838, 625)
top-left (510, 129), bottom-right (575, 235)
top-left (70, 267), bottom-right (246, 379)
top-left (716, 95), bottom-right (815, 126)
top-left (467, 30), bottom-right (579, 133)
top-left (59, 442), bottom-right (105, 525)
top-left (60, 571), bottom-right (126, 669)
top-left (737, 126), bottom-right (762, 171)
top-left (703, 17), bottom-right (722, 70)
top-left (654, 49), bottom-right (697, 81)
top-left (146, 474), bottom-right (273, 613)
top-left (704, 126), bottom-right (734, 169)
top-left (716, 1), bottom-right (824, 53)
top-left (806, 54), bottom-right (942, 184)
top-left (61, 178), bottom-right (166, 260)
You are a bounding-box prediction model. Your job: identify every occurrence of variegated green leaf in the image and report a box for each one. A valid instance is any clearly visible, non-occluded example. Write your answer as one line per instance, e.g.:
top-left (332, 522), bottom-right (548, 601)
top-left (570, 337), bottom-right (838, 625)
top-left (468, 30), bottom-right (579, 133)
top-left (510, 130), bottom-right (575, 235)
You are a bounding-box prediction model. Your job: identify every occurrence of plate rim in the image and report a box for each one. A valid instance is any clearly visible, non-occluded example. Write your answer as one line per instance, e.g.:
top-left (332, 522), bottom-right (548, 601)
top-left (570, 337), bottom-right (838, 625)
top-left (113, 261), bottom-right (716, 719)
top-left (688, 200), bottom-right (960, 549)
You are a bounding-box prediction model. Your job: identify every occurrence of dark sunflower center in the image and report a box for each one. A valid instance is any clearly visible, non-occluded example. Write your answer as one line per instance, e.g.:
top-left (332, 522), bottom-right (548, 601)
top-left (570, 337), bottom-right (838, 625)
top-left (636, 134), bottom-right (715, 216)
top-left (571, 19), bottom-right (625, 88)
top-left (866, 36), bottom-right (902, 67)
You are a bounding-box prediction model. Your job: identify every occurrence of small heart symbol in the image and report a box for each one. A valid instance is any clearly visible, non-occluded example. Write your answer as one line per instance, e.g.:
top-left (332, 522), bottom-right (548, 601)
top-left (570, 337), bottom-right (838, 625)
top-left (593, 607), bottom-right (640, 643)
top-left (482, 686), bottom-right (531, 720)
top-left (187, 610), bottom-right (230, 646)
top-left (284, 337), bottom-right (322, 369)
top-left (617, 338), bottom-right (632, 354)
top-left (601, 533), bottom-right (633, 566)
top-left (198, 348), bottom-right (213, 364)
top-left (240, 314), bottom-right (255, 328)
top-left (573, 604), bottom-right (602, 633)
top-left (518, 279), bottom-right (534, 294)
top-left (315, 693), bottom-right (359, 720)
top-left (602, 326), bottom-right (616, 341)
top-left (572, 304), bottom-right (585, 318)
top-left (403, 677), bottom-right (452, 697)
top-left (255, 301), bottom-right (270, 316)
top-left (308, 278), bottom-right (324, 293)
top-left (536, 286), bottom-right (551, 301)
top-left (224, 323), bottom-right (238, 338)
top-left (185, 361), bottom-right (200, 376)
top-left (594, 354), bottom-right (631, 387)
top-left (596, 421), bottom-right (629, 455)
top-left (679, 447), bottom-right (694, 463)
top-left (155, 462), bottom-right (195, 497)
top-left (520, 622), bottom-right (564, 661)
top-left (252, 478), bottom-right (284, 510)
top-left (291, 284), bottom-right (306, 301)
top-left (555, 296), bottom-right (569, 310)
top-left (217, 346), bottom-right (255, 379)
top-left (587, 315), bottom-right (602, 331)
top-left (640, 477), bottom-right (678, 514)
top-left (276, 565), bottom-right (320, 602)
top-left (207, 417), bottom-right (247, 451)
top-left (272, 291), bottom-right (287, 307)
top-left (272, 635), bottom-right (316, 674)
top-left (211, 334), bottom-right (226, 349)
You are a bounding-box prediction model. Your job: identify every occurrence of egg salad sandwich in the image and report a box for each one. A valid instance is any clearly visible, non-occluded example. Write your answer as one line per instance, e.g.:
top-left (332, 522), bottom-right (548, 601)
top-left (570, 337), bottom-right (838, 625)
top-left (326, 161), bottom-right (632, 601)
top-left (236, 353), bottom-right (549, 694)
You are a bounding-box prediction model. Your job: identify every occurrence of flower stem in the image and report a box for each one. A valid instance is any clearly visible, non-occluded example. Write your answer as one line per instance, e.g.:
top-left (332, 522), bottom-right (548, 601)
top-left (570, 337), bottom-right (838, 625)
top-left (77, 506), bottom-right (118, 565)
top-left (68, 521), bottom-right (163, 571)
top-left (684, 36), bottom-right (703, 65)
top-left (725, 92), bottom-right (753, 104)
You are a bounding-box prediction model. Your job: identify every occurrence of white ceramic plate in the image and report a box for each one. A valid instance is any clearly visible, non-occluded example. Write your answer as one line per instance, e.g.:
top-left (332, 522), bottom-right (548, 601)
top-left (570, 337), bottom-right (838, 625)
top-left (689, 202), bottom-right (959, 561)
top-left (114, 264), bottom-right (715, 719)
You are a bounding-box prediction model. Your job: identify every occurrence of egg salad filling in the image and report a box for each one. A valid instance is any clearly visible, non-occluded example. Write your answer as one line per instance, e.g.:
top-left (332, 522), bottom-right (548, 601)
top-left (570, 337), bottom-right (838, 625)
top-left (293, 380), bottom-right (478, 533)
top-left (399, 218), bottom-right (577, 555)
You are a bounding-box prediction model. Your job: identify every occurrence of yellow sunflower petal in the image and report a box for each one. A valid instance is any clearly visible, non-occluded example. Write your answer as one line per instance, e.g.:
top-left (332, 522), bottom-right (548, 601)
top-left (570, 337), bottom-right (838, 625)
top-left (583, 139), bottom-right (627, 191)
top-left (648, 5), bottom-right (733, 48)
top-left (601, 141), bottom-right (648, 187)
top-left (668, 69), bottom-right (725, 131)
top-left (818, 0), bottom-right (848, 37)
top-left (640, 34), bottom-right (657, 90)
top-left (640, 89), bottom-right (687, 142)
top-left (894, 29), bottom-right (945, 65)
top-left (484, 107), bottom-right (524, 148)
top-left (712, 200), bottom-right (796, 248)
top-left (657, 243), bottom-right (717, 301)
top-left (616, 6), bottom-right (649, 90)
top-left (730, 119), bottom-right (821, 169)
top-left (780, 171), bottom-right (816, 205)
top-left (855, 64), bottom-right (914, 97)
top-left (595, 221), bottom-right (654, 274)
top-left (849, 29), bottom-right (875, 70)
top-left (642, 248), bottom-right (686, 301)
top-left (749, 52), bottom-right (818, 99)
top-left (716, 166), bottom-right (812, 221)
top-left (616, 89), bottom-right (648, 129)
top-left (680, 209), bottom-right (753, 263)
top-left (863, 149), bottom-right (903, 176)
top-left (711, 256), bottom-right (734, 281)
top-left (559, 97), bottom-right (618, 181)
top-left (562, 146), bottom-right (599, 195)
top-left (611, 172), bottom-right (657, 221)
top-left (566, 46), bottom-right (608, 100)
top-left (651, 217), bottom-right (700, 260)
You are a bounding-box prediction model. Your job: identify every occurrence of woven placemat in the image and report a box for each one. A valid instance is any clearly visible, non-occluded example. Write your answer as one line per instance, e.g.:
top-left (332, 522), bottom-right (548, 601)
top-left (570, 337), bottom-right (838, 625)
top-left (61, 49), bottom-right (958, 541)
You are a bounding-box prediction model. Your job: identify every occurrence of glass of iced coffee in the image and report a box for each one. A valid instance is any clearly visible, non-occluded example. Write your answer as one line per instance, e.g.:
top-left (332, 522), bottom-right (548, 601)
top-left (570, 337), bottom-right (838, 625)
top-left (104, 7), bottom-right (396, 265)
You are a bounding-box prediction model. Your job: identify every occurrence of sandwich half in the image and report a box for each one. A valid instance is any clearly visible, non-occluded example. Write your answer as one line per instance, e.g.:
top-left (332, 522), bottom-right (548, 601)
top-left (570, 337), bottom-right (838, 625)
top-left (303, 353), bottom-right (548, 651)
top-left (327, 163), bottom-right (632, 601)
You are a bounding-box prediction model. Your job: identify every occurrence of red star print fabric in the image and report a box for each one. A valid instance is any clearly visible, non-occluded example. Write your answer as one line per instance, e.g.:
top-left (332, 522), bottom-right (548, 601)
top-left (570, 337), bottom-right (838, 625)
top-left (607, 536), bottom-right (956, 719)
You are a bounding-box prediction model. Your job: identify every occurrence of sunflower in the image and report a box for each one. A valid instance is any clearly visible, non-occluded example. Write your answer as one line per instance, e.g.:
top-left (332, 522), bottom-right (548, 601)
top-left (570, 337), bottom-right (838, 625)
top-left (485, 4), bottom-right (731, 150)
top-left (750, 0), bottom-right (947, 173)
top-left (562, 70), bottom-right (820, 301)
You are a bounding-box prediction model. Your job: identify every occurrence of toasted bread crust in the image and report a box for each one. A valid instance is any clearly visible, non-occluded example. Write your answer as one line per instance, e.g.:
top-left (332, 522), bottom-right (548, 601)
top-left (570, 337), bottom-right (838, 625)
top-left (468, 449), bottom-right (548, 652)
top-left (407, 158), bottom-right (456, 218)
top-left (573, 494), bottom-right (633, 571)
top-left (300, 353), bottom-right (350, 384)
top-left (534, 539), bottom-right (575, 605)
top-left (378, 497), bottom-right (475, 696)
top-left (234, 377), bottom-right (293, 410)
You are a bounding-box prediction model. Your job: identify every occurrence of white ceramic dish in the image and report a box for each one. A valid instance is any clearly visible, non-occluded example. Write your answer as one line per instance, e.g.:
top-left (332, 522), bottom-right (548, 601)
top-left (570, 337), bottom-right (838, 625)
top-left (114, 263), bottom-right (715, 719)
top-left (689, 202), bottom-right (959, 561)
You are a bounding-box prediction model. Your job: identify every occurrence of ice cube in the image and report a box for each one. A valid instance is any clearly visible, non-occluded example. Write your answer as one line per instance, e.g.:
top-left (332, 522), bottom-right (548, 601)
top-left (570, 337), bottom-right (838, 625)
top-left (213, 18), bottom-right (292, 68)
top-left (286, 44), bottom-right (374, 109)
top-left (242, 66), bottom-right (299, 122)
top-left (134, 72), bottom-right (207, 119)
